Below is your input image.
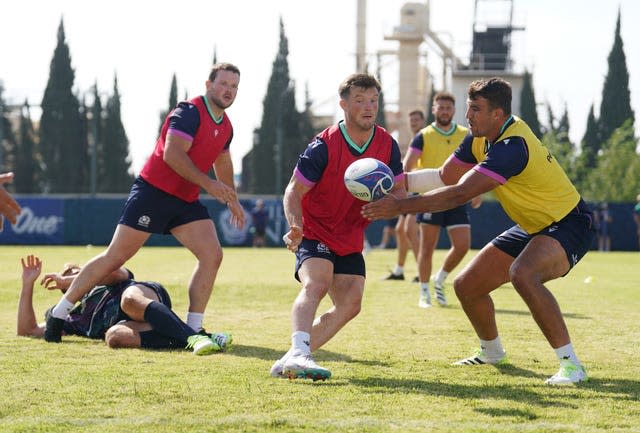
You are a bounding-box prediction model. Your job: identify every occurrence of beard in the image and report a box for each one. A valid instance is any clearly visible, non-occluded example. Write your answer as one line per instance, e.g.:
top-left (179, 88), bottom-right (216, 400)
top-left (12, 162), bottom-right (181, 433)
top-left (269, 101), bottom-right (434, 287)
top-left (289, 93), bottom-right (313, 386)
top-left (436, 115), bottom-right (452, 127)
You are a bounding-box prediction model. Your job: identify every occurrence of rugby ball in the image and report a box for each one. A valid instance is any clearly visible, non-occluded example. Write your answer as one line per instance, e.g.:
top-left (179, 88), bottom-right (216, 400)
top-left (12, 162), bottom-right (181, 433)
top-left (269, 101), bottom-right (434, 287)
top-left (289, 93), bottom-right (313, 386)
top-left (344, 158), bottom-right (395, 202)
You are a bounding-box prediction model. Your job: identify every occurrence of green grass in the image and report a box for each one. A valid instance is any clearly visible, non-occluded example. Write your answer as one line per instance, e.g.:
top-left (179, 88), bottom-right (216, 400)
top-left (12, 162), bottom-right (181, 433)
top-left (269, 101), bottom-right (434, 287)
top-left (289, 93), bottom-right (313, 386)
top-left (0, 245), bottom-right (639, 432)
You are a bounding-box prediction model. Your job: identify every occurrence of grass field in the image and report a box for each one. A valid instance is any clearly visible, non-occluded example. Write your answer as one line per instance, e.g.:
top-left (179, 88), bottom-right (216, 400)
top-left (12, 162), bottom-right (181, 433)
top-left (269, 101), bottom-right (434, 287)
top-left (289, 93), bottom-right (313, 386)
top-left (0, 245), bottom-right (639, 432)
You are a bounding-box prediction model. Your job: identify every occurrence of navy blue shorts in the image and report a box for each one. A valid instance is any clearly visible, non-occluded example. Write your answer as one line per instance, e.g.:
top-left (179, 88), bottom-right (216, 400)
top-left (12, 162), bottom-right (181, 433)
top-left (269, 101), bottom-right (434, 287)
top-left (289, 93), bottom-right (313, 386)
top-left (115, 281), bottom-right (173, 323)
top-left (491, 199), bottom-right (596, 271)
top-left (119, 177), bottom-right (210, 234)
top-left (294, 238), bottom-right (366, 282)
top-left (386, 217), bottom-right (399, 228)
top-left (417, 204), bottom-right (470, 227)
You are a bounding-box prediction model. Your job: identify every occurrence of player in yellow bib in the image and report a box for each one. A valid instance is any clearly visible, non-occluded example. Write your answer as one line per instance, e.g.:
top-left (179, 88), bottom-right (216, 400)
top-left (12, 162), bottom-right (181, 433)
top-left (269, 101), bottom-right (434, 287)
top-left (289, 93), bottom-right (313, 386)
top-left (404, 92), bottom-right (478, 308)
top-left (362, 77), bottom-right (595, 385)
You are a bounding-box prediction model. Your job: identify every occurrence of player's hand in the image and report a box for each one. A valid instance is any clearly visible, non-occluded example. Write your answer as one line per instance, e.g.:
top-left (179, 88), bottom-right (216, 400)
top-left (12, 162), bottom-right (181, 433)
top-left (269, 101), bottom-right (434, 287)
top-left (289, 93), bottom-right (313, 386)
top-left (40, 272), bottom-right (72, 292)
top-left (226, 199), bottom-right (246, 229)
top-left (282, 225), bottom-right (303, 252)
top-left (470, 195), bottom-right (483, 209)
top-left (208, 180), bottom-right (237, 205)
top-left (360, 194), bottom-right (402, 221)
top-left (0, 172), bottom-right (21, 230)
top-left (21, 255), bottom-right (42, 285)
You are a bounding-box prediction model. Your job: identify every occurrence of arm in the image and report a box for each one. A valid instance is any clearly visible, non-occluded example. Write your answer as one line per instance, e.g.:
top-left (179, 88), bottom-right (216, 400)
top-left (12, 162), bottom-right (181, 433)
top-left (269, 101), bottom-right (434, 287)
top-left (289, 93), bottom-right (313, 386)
top-left (213, 151), bottom-right (245, 229)
top-left (363, 168), bottom-right (498, 220)
top-left (41, 266), bottom-right (130, 291)
top-left (403, 149), bottom-right (421, 172)
top-left (18, 255), bottom-right (46, 337)
top-left (282, 174), bottom-right (311, 252)
top-left (0, 172), bottom-right (21, 231)
top-left (163, 133), bottom-right (237, 205)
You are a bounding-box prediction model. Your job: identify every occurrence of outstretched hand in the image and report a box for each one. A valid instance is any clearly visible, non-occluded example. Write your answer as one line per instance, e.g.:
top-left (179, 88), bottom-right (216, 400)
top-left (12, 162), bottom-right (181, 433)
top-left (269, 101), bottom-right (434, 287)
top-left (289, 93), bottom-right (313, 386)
top-left (40, 272), bottom-right (72, 292)
top-left (360, 194), bottom-right (402, 221)
top-left (21, 255), bottom-right (42, 286)
top-left (282, 225), bottom-right (303, 253)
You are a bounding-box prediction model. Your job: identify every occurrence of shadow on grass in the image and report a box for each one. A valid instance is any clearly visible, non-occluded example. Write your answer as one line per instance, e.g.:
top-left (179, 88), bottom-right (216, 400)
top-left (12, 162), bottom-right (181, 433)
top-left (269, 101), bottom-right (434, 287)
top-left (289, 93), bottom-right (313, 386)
top-left (495, 308), bottom-right (591, 320)
top-left (228, 344), bottom-right (392, 366)
top-left (475, 407), bottom-right (538, 420)
top-left (348, 376), bottom-right (575, 408)
top-left (578, 377), bottom-right (640, 401)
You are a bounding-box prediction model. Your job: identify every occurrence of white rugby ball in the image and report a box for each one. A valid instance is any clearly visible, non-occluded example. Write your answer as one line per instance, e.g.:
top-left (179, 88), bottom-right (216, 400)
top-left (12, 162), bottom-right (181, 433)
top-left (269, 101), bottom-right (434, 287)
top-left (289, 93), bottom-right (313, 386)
top-left (344, 158), bottom-right (395, 202)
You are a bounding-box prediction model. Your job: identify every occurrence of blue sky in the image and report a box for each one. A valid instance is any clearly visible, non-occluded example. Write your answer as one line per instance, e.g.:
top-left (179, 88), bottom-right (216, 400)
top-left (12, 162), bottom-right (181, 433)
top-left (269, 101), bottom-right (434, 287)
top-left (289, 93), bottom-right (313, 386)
top-left (1, 0), bottom-right (638, 174)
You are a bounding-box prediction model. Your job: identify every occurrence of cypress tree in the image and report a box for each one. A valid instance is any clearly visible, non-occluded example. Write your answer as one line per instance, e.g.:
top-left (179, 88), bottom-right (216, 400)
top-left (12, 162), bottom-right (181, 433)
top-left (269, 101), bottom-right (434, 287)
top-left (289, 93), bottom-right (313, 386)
top-left (251, 17), bottom-right (302, 194)
top-left (598, 10), bottom-right (635, 143)
top-left (158, 73), bottom-right (178, 133)
top-left (89, 84), bottom-right (104, 194)
top-left (425, 81), bottom-right (436, 125)
top-left (519, 70), bottom-right (542, 138)
top-left (375, 60), bottom-right (386, 129)
top-left (102, 74), bottom-right (134, 192)
top-left (14, 100), bottom-right (42, 193)
top-left (0, 83), bottom-right (18, 174)
top-left (39, 18), bottom-right (85, 193)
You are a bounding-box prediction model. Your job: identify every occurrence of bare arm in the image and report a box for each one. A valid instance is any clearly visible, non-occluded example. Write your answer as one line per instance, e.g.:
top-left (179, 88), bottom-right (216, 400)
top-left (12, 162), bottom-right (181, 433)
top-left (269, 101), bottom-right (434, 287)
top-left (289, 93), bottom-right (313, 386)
top-left (213, 151), bottom-right (245, 229)
top-left (0, 172), bottom-right (21, 231)
top-left (403, 149), bottom-right (421, 172)
top-left (282, 175), bottom-right (311, 252)
top-left (363, 169), bottom-right (498, 220)
top-left (18, 255), bottom-right (45, 337)
top-left (41, 266), bottom-right (130, 291)
top-left (163, 133), bottom-right (237, 204)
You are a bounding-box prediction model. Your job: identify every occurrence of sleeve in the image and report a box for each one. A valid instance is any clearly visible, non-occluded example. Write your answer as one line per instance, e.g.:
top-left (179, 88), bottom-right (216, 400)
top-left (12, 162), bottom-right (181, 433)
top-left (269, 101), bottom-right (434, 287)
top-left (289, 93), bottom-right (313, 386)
top-left (388, 139), bottom-right (404, 176)
top-left (223, 126), bottom-right (233, 151)
top-left (294, 137), bottom-right (329, 185)
top-left (473, 136), bottom-right (528, 184)
top-left (409, 132), bottom-right (425, 152)
top-left (167, 102), bottom-right (200, 140)
top-left (452, 133), bottom-right (478, 164)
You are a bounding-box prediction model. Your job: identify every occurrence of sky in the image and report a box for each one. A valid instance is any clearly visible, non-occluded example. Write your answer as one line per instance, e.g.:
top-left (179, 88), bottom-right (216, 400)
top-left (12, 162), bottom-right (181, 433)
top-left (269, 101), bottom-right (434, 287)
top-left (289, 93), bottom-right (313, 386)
top-left (1, 0), bottom-right (638, 175)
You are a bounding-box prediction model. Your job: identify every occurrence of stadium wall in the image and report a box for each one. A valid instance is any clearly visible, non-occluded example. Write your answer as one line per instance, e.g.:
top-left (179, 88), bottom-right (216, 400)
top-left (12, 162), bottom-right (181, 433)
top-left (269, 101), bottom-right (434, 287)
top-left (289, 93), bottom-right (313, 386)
top-left (1, 196), bottom-right (638, 251)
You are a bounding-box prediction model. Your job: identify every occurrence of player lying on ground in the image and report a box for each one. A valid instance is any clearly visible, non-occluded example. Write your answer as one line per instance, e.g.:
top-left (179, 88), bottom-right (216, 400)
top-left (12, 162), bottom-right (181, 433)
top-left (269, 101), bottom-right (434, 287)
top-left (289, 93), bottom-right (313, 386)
top-left (17, 255), bottom-right (231, 355)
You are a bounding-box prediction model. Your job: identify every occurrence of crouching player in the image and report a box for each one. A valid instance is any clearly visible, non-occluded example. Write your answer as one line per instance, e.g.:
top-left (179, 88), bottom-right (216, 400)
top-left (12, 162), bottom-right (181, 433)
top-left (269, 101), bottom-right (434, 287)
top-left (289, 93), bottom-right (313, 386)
top-left (362, 77), bottom-right (595, 385)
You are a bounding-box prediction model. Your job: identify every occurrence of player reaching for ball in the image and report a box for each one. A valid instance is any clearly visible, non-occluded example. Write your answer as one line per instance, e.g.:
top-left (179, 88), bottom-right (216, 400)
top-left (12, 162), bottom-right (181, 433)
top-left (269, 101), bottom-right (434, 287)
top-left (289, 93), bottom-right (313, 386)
top-left (272, 73), bottom-right (405, 381)
top-left (362, 77), bottom-right (595, 385)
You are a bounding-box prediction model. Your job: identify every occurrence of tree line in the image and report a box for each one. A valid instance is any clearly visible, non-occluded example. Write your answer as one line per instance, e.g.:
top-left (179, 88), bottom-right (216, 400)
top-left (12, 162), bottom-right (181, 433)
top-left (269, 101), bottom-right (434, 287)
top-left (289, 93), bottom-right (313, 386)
top-left (0, 13), bottom-right (638, 200)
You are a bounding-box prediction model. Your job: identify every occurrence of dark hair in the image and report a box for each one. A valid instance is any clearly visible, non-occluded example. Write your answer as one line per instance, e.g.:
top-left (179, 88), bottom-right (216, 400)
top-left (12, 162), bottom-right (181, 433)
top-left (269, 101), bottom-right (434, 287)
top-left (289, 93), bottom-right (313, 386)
top-left (209, 63), bottom-right (241, 82)
top-left (468, 77), bottom-right (512, 115)
top-left (409, 109), bottom-right (425, 119)
top-left (338, 74), bottom-right (381, 99)
top-left (433, 91), bottom-right (455, 104)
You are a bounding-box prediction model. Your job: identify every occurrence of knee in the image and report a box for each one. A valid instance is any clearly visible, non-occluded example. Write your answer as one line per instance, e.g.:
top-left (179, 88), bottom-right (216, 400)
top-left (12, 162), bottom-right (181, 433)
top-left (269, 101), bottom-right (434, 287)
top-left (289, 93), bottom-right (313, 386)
top-left (120, 295), bottom-right (143, 319)
top-left (508, 262), bottom-right (535, 295)
top-left (453, 273), bottom-right (474, 301)
top-left (201, 246), bottom-right (223, 269)
top-left (105, 324), bottom-right (135, 348)
top-left (338, 292), bottom-right (363, 321)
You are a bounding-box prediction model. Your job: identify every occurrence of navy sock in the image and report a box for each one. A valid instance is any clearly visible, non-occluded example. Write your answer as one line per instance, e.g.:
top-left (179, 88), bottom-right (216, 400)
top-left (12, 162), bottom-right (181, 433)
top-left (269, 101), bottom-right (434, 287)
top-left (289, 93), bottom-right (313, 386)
top-left (143, 301), bottom-right (196, 345)
top-left (139, 330), bottom-right (179, 349)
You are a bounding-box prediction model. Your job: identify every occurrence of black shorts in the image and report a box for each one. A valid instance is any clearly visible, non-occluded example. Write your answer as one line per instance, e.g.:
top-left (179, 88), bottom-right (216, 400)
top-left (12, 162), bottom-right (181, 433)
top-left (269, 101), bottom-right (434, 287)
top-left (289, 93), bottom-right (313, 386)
top-left (491, 199), bottom-right (596, 272)
top-left (294, 238), bottom-right (366, 282)
top-left (119, 177), bottom-right (210, 234)
top-left (416, 204), bottom-right (470, 227)
top-left (115, 281), bottom-right (173, 322)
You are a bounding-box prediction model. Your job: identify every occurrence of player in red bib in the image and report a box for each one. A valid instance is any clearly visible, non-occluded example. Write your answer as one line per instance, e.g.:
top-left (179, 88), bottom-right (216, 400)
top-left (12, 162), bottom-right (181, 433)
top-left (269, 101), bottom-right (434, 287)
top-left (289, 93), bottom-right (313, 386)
top-left (271, 74), bottom-right (406, 381)
top-left (44, 63), bottom-right (244, 345)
